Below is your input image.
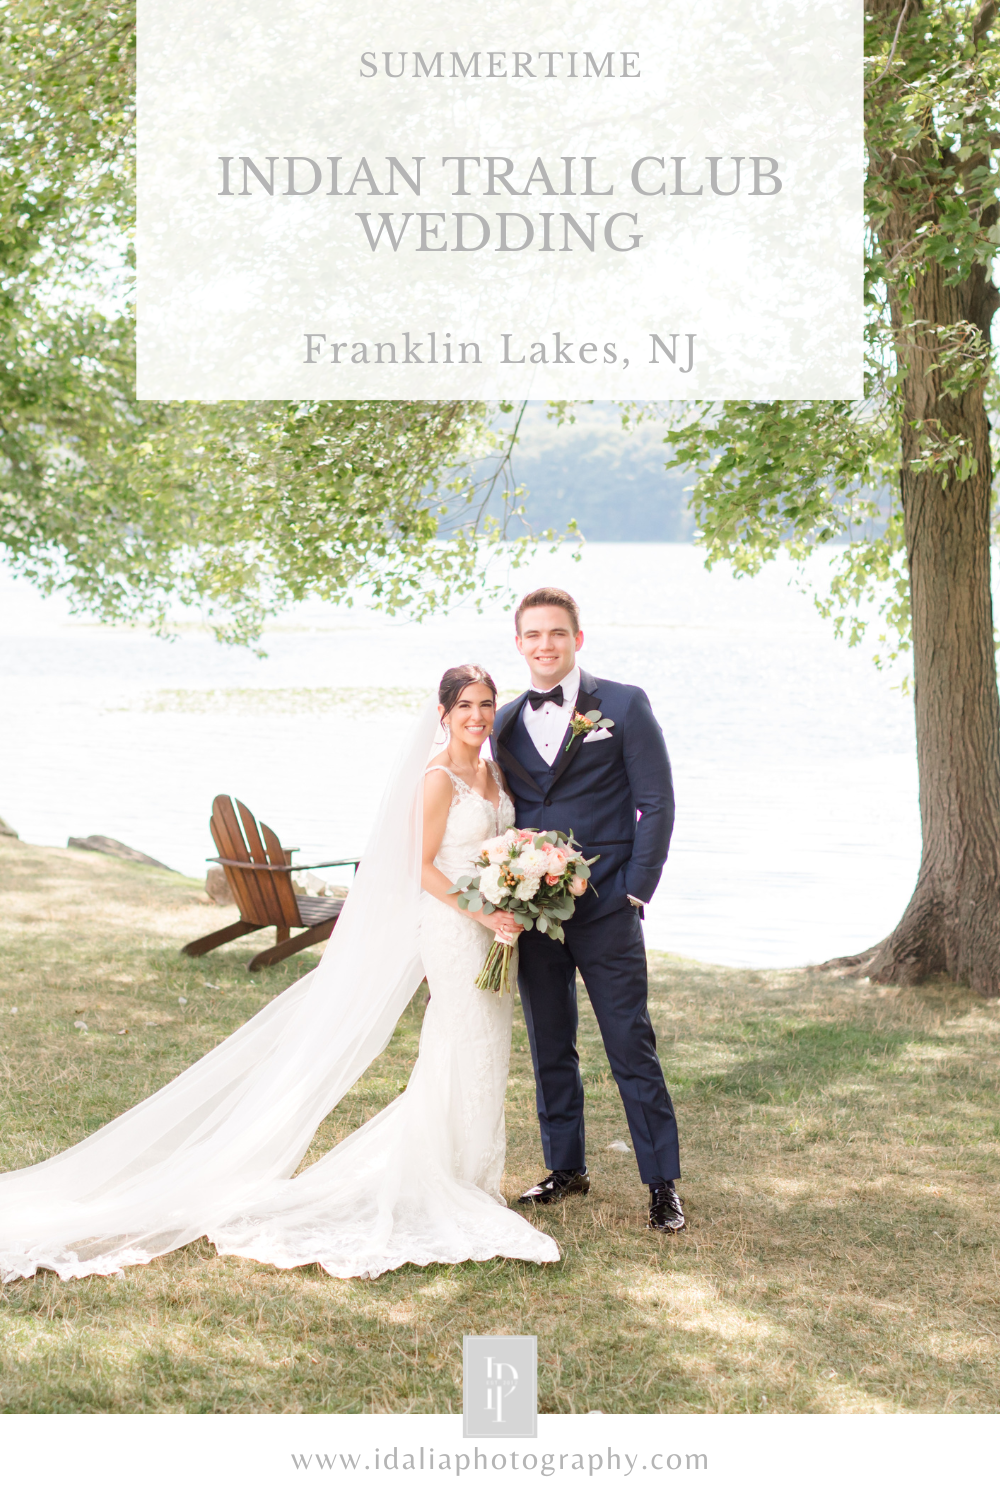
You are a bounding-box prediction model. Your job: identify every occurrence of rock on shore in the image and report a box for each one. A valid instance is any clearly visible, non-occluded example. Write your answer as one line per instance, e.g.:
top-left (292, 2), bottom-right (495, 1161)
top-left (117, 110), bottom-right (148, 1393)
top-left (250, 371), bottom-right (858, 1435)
top-left (67, 834), bottom-right (174, 870)
top-left (205, 865), bottom-right (236, 905)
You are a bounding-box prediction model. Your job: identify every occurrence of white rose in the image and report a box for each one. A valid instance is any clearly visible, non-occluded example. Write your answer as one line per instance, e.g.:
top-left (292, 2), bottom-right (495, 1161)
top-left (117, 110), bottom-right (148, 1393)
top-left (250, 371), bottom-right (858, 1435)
top-left (515, 875), bottom-right (540, 901)
top-left (479, 866), bottom-right (505, 904)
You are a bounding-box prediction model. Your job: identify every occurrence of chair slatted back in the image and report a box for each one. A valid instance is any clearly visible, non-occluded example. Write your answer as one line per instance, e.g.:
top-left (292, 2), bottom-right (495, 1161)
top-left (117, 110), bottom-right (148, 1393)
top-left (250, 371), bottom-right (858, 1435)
top-left (258, 817), bottom-right (303, 927)
top-left (209, 796), bottom-right (302, 928)
top-left (210, 798), bottom-right (269, 924)
top-left (234, 798), bottom-right (293, 926)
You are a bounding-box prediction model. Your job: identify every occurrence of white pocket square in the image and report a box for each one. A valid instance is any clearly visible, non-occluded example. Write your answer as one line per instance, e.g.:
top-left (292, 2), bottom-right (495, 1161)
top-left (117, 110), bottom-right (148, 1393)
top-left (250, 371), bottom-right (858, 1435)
top-left (583, 727), bottom-right (613, 742)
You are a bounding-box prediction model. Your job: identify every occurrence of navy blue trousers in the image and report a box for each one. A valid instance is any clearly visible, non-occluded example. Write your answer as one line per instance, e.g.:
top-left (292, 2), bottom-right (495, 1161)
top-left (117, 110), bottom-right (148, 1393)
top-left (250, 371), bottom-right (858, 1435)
top-left (516, 904), bottom-right (681, 1184)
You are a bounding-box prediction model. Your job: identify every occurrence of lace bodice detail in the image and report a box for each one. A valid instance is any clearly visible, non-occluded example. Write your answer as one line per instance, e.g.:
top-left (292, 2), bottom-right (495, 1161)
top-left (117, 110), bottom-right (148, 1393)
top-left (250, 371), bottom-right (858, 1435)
top-left (426, 762), bottom-right (516, 884)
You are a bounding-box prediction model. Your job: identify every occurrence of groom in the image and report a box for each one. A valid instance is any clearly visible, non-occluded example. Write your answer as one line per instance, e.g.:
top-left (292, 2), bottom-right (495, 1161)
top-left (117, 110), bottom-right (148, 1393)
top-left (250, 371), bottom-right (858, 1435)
top-left (492, 587), bottom-right (684, 1233)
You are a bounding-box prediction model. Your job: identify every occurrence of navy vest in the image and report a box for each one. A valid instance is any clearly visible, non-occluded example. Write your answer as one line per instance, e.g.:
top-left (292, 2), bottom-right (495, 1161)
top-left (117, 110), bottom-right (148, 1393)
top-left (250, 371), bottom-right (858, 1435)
top-left (503, 705), bottom-right (569, 801)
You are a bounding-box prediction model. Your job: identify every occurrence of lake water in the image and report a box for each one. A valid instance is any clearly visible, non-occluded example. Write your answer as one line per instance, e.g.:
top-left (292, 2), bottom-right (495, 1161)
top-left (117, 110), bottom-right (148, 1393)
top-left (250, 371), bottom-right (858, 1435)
top-left (0, 544), bottom-right (920, 968)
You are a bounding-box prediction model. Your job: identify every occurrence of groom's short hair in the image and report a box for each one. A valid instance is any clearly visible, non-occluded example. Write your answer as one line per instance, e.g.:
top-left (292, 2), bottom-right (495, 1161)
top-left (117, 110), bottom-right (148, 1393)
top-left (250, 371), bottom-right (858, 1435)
top-left (515, 587), bottom-right (581, 636)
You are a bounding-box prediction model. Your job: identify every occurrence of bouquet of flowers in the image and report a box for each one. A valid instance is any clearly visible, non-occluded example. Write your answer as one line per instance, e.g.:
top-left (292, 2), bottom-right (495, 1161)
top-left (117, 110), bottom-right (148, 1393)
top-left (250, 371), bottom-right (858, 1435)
top-left (448, 829), bottom-right (598, 994)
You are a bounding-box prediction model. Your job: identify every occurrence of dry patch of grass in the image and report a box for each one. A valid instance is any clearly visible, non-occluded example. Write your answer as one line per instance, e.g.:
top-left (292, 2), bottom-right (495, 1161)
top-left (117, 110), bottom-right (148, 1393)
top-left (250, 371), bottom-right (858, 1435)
top-left (1, 839), bottom-right (998, 1413)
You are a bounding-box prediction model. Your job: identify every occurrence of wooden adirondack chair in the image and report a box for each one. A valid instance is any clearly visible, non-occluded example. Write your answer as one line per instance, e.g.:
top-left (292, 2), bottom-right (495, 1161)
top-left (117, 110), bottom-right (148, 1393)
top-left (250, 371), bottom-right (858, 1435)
top-left (181, 795), bottom-right (360, 972)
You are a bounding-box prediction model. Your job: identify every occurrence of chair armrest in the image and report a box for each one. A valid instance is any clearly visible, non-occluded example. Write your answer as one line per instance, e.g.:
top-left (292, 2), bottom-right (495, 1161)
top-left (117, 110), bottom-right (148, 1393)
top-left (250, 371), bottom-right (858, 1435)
top-left (207, 857), bottom-right (362, 872)
top-left (208, 857), bottom-right (295, 872)
top-left (289, 859), bottom-right (362, 872)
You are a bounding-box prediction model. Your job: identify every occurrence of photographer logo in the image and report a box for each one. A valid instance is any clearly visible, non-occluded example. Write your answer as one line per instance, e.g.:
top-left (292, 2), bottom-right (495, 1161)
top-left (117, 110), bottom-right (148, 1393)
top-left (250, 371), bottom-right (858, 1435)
top-left (463, 1335), bottom-right (537, 1439)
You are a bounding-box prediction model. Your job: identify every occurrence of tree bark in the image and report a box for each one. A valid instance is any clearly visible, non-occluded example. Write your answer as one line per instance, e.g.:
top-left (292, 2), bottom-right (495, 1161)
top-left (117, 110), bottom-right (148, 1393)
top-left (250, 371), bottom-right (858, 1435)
top-left (866, 360), bottom-right (1000, 992)
top-left (833, 0), bottom-right (1000, 993)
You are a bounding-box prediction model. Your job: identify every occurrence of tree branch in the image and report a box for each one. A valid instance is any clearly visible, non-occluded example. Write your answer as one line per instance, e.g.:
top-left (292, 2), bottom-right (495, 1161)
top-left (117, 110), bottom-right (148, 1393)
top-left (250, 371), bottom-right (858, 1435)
top-left (865, 0), bottom-right (913, 92)
top-left (972, 0), bottom-right (998, 45)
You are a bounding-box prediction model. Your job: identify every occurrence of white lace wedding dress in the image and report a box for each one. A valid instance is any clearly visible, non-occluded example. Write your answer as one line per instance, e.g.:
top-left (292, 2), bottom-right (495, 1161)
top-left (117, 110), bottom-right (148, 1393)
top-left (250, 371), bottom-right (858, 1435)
top-left (0, 704), bottom-right (558, 1283)
top-left (213, 764), bottom-right (559, 1277)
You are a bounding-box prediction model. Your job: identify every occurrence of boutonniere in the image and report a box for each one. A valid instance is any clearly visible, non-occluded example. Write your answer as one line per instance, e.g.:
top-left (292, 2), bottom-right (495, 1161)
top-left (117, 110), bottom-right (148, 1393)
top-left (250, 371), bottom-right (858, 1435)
top-left (566, 707), bottom-right (615, 749)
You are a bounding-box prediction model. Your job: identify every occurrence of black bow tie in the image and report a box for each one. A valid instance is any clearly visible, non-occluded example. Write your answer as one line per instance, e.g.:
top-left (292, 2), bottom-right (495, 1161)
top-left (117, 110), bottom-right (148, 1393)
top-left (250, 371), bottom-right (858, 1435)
top-left (528, 686), bottom-right (564, 710)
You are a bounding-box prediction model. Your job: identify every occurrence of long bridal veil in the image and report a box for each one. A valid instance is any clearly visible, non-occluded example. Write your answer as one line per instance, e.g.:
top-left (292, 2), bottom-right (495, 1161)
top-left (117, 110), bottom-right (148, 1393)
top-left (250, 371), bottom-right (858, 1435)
top-left (0, 699), bottom-right (441, 1282)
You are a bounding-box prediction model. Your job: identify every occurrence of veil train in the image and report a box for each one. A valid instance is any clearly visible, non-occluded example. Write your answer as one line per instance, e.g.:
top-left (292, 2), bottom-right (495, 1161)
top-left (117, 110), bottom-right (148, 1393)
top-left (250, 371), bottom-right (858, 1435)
top-left (0, 700), bottom-right (441, 1282)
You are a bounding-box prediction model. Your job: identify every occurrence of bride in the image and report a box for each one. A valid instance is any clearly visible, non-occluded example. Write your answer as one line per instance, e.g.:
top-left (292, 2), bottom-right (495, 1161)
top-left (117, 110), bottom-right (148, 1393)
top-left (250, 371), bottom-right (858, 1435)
top-left (0, 665), bottom-right (559, 1282)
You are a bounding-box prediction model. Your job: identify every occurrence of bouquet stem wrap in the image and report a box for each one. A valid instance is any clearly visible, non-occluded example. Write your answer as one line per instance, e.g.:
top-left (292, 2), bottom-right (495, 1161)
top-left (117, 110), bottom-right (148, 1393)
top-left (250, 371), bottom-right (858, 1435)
top-left (475, 932), bottom-right (518, 995)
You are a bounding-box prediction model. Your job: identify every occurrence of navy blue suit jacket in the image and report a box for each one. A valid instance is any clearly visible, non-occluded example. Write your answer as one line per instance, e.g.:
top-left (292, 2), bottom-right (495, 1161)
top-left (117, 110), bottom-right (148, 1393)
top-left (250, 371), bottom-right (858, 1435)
top-left (491, 670), bottom-right (674, 925)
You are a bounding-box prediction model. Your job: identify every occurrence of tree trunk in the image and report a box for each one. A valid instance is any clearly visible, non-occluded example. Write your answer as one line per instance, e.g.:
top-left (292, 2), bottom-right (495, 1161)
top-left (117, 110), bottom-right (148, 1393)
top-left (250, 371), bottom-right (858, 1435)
top-left (865, 358), bottom-right (1000, 992)
top-left (833, 0), bottom-right (1000, 993)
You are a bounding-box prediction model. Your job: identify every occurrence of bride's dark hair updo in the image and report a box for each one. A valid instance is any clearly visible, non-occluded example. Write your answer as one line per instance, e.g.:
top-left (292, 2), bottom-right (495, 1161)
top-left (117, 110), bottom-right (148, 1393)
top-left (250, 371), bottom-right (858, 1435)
top-left (438, 664), bottom-right (498, 715)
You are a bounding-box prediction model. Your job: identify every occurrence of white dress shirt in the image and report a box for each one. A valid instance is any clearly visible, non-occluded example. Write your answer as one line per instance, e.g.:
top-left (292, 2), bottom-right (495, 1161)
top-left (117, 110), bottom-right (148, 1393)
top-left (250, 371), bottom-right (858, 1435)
top-left (523, 664), bottom-right (645, 911)
top-left (523, 665), bottom-right (580, 766)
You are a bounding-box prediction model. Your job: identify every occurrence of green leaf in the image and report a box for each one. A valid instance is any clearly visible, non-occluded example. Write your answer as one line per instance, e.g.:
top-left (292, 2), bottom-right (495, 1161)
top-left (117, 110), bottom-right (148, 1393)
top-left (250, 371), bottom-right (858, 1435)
top-left (0, 11), bottom-right (565, 651)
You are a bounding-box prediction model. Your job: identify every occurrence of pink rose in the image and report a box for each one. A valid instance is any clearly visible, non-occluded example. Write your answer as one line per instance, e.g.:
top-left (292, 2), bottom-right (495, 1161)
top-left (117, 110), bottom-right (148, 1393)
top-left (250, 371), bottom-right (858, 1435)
top-left (545, 873), bottom-right (559, 885)
top-left (569, 875), bottom-right (588, 897)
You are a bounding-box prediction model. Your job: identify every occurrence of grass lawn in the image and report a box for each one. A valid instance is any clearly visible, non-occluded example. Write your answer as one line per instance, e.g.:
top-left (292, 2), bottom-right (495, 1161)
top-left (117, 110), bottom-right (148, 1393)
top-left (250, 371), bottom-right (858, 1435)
top-left (1, 837), bottom-right (998, 1414)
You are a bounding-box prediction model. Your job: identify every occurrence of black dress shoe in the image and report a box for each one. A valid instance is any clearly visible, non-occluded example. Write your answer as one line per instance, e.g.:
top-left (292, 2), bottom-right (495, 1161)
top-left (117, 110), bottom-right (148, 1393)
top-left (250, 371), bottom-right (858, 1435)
top-left (648, 1181), bottom-right (685, 1233)
top-left (517, 1169), bottom-right (590, 1205)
